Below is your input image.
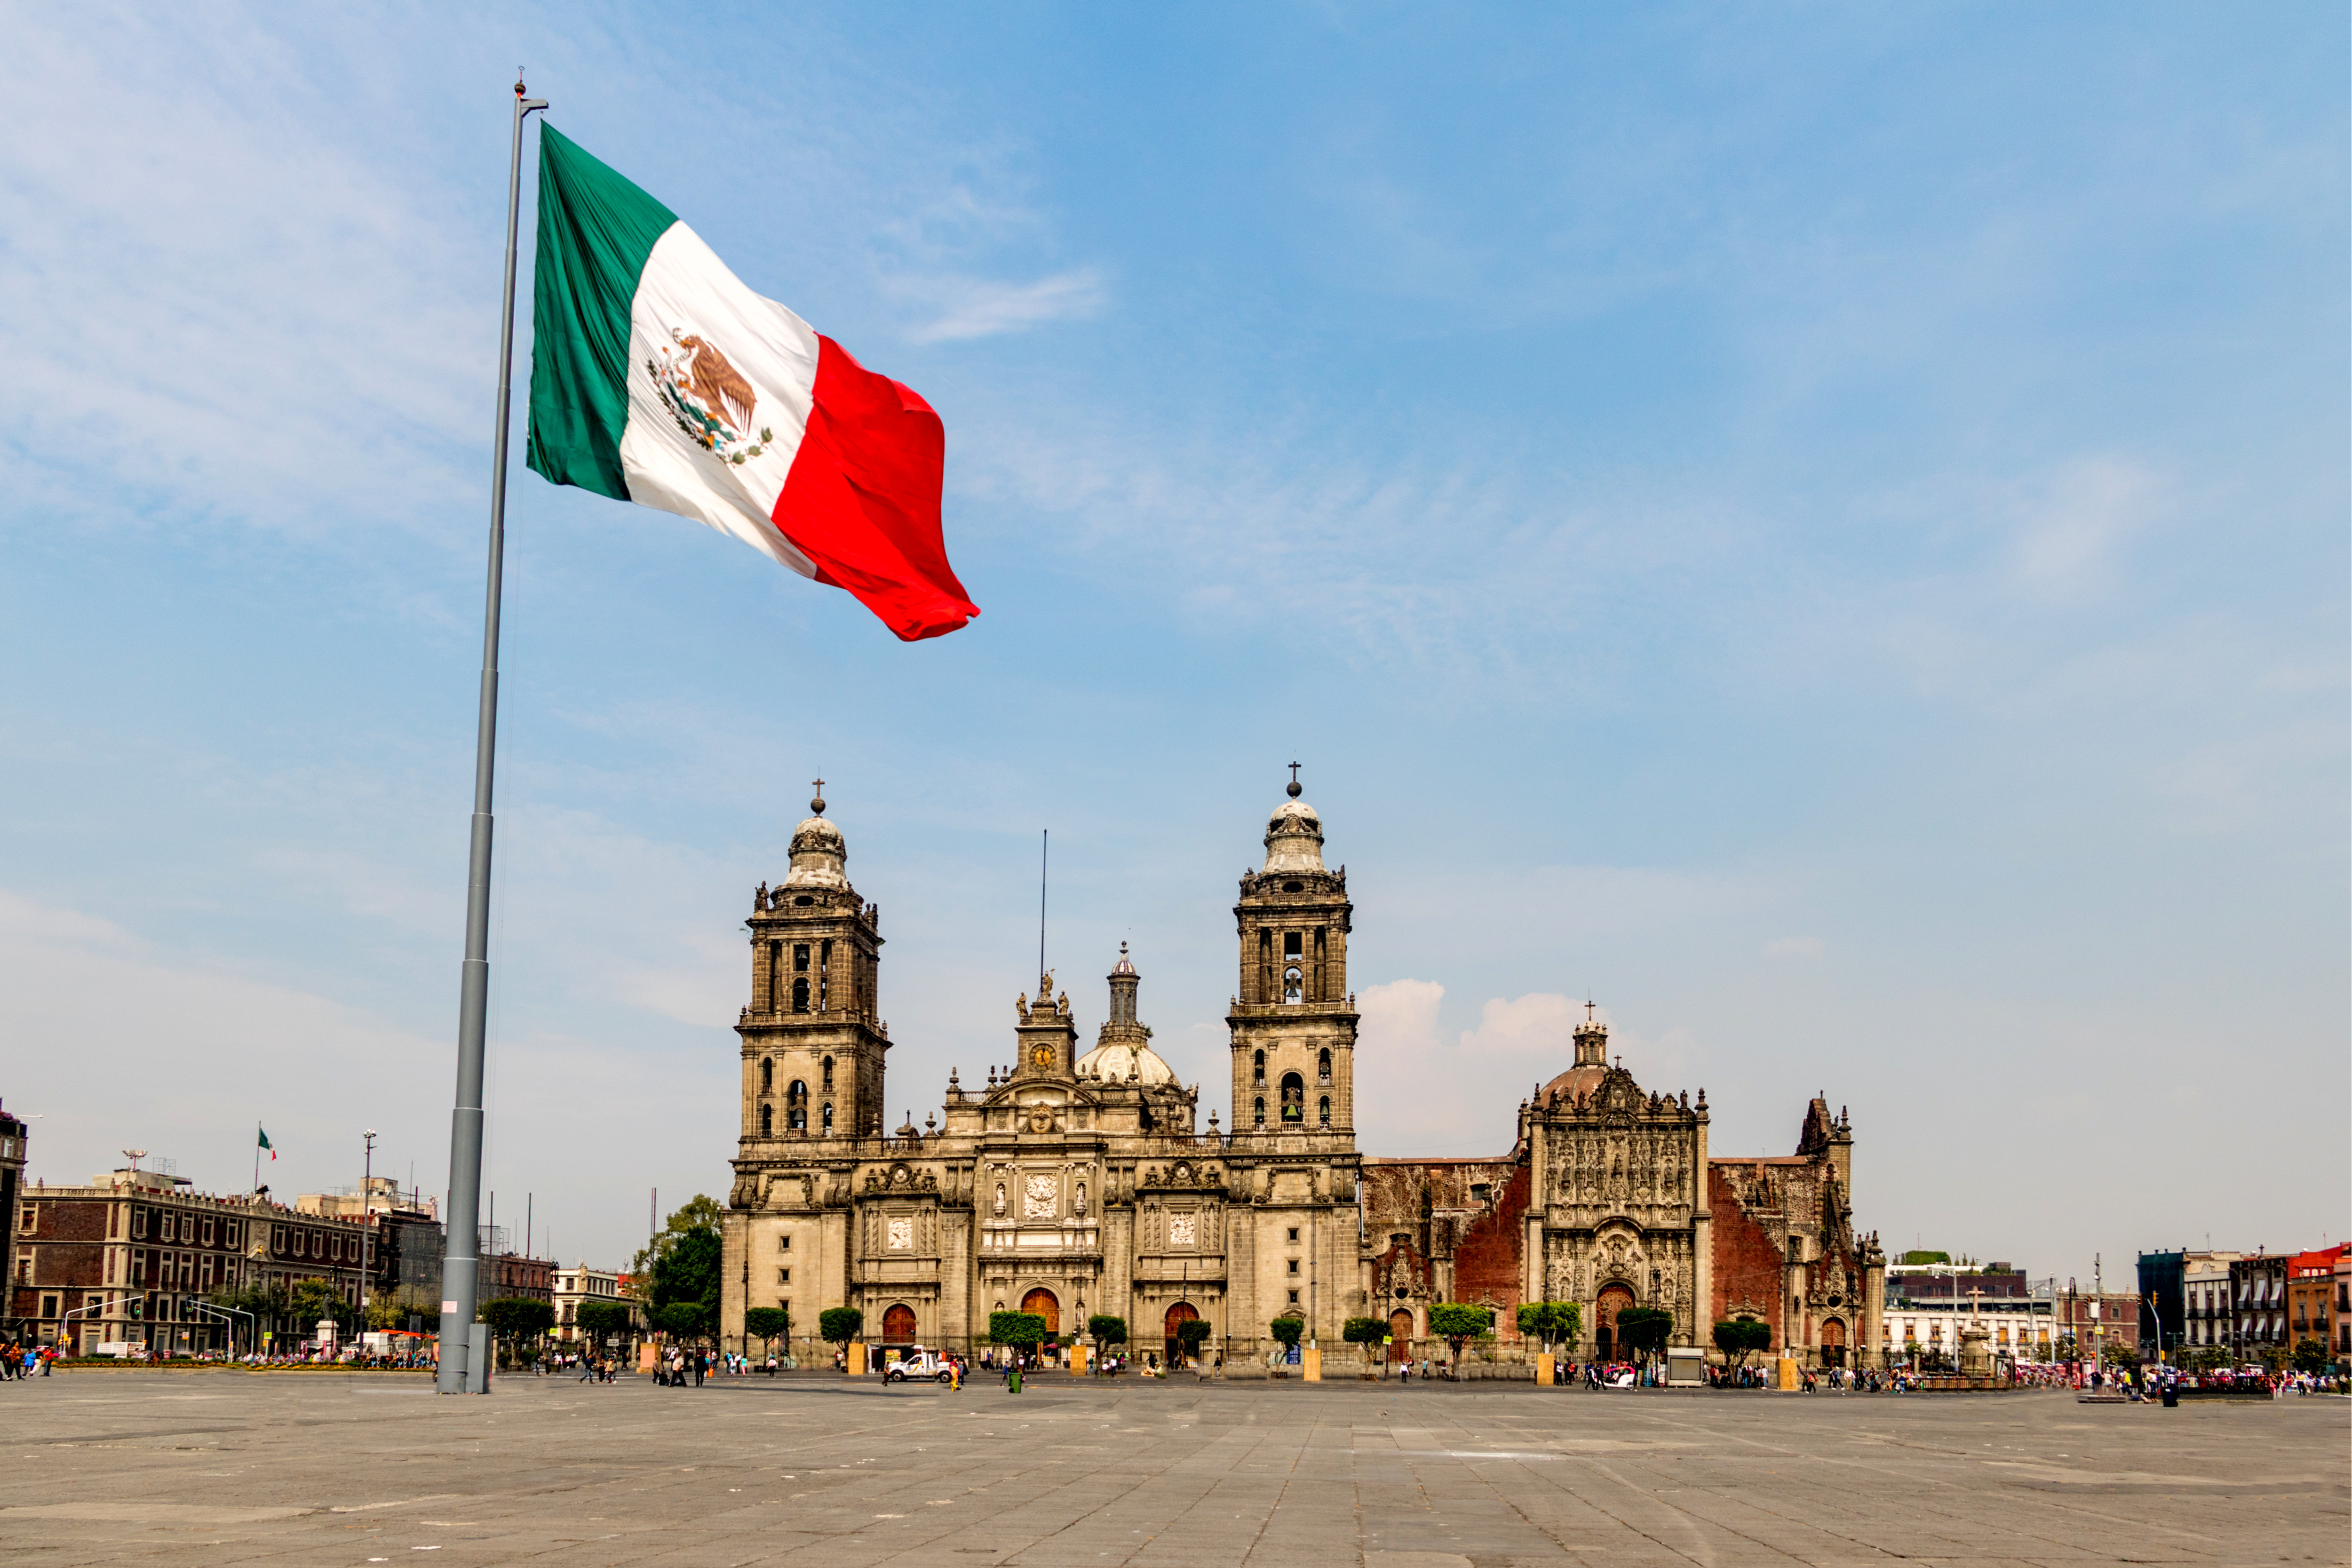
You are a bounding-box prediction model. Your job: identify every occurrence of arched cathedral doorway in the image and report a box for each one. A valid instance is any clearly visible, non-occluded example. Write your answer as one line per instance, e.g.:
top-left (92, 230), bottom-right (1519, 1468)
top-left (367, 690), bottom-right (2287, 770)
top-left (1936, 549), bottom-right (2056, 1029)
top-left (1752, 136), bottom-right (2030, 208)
top-left (1021, 1288), bottom-right (1060, 1337)
top-left (882, 1304), bottom-right (917, 1343)
top-left (1389, 1308), bottom-right (1414, 1362)
top-left (1594, 1283), bottom-right (1635, 1361)
top-left (1820, 1317), bottom-right (1846, 1368)
top-left (1163, 1301), bottom-right (1199, 1366)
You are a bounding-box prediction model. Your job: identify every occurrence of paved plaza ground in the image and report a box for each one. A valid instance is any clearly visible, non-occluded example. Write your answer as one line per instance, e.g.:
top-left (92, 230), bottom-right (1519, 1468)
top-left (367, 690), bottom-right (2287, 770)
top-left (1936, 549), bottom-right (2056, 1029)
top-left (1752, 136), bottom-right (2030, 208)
top-left (0, 1370), bottom-right (2342, 1567)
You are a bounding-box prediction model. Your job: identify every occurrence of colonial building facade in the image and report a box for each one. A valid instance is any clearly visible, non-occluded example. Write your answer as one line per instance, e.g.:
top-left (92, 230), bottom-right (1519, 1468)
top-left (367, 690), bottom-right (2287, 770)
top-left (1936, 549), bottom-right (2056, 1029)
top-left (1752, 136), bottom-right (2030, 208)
top-left (720, 780), bottom-right (1883, 1368)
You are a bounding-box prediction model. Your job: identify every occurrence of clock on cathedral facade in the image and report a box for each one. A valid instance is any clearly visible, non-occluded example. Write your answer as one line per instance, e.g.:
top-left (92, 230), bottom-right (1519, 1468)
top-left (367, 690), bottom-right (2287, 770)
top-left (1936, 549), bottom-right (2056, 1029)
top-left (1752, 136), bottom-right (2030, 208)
top-left (720, 778), bottom-right (1883, 1370)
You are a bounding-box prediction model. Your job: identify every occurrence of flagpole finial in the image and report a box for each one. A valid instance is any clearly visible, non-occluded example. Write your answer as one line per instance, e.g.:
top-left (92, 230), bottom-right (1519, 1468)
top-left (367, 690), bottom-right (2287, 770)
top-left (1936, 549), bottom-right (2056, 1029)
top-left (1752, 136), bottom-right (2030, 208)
top-left (811, 778), bottom-right (826, 814)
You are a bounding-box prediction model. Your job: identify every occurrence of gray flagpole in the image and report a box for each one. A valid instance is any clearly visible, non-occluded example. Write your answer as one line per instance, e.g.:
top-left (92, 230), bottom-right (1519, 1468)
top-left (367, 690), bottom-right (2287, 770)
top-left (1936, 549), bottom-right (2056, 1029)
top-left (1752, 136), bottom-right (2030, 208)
top-left (436, 76), bottom-right (546, 1395)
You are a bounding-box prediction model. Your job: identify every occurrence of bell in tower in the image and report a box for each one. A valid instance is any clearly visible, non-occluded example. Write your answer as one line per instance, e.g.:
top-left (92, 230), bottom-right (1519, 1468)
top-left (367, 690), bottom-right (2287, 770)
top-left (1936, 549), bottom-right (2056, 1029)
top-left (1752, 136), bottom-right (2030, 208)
top-left (1227, 766), bottom-right (1359, 1138)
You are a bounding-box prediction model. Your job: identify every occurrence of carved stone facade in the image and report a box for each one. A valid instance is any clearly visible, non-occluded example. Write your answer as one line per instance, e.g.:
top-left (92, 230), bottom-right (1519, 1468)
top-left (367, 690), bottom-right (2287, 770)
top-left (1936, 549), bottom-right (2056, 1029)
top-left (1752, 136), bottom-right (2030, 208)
top-left (1362, 1023), bottom-right (1886, 1368)
top-left (721, 780), bottom-right (1880, 1369)
top-left (721, 781), bottom-right (1358, 1361)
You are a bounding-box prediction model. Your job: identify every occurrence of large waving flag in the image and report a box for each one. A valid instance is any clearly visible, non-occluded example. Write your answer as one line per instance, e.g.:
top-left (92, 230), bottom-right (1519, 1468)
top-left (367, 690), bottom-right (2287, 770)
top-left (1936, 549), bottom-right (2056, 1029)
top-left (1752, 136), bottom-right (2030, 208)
top-left (524, 127), bottom-right (979, 642)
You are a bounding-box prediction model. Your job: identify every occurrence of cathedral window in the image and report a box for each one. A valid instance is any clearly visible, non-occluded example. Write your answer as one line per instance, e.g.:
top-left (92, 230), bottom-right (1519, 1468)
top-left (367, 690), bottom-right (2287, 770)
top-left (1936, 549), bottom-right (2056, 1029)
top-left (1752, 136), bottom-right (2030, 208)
top-left (1287, 1259), bottom-right (1299, 1274)
top-left (759, 1105), bottom-right (772, 1137)
top-left (1253, 1049), bottom-right (1265, 1084)
top-left (1283, 967), bottom-right (1303, 1004)
top-left (1254, 1097), bottom-right (1266, 1127)
top-left (792, 978), bottom-right (810, 1013)
top-left (1288, 1290), bottom-right (1300, 1305)
top-left (822, 1103), bottom-right (834, 1132)
top-left (1317, 1047), bottom-right (1331, 1082)
top-left (1284, 931), bottom-right (1302, 961)
top-left (766, 941), bottom-right (781, 1011)
top-left (777, 1267), bottom-right (790, 1283)
top-left (760, 1059), bottom-right (772, 1093)
top-left (822, 1057), bottom-right (835, 1091)
top-left (1279, 1073), bottom-right (1304, 1122)
top-left (819, 939), bottom-right (832, 1009)
top-left (1318, 1095), bottom-right (1331, 1126)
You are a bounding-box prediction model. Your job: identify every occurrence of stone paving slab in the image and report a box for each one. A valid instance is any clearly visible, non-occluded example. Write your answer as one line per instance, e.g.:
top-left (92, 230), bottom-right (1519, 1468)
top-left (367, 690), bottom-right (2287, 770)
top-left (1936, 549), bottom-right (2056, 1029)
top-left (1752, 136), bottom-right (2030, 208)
top-left (0, 1372), bottom-right (2340, 1567)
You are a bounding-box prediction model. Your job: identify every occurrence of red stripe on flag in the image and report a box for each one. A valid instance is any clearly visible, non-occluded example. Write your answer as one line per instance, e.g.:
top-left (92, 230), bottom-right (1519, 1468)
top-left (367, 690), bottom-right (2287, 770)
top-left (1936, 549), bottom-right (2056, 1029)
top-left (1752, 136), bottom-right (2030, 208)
top-left (771, 337), bottom-right (979, 642)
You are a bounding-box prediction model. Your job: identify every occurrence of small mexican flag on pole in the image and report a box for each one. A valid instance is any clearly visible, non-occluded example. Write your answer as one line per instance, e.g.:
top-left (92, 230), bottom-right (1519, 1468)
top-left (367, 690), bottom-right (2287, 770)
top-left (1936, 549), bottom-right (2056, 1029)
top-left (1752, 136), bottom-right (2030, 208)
top-left (525, 126), bottom-right (979, 642)
top-left (254, 1123), bottom-right (274, 1195)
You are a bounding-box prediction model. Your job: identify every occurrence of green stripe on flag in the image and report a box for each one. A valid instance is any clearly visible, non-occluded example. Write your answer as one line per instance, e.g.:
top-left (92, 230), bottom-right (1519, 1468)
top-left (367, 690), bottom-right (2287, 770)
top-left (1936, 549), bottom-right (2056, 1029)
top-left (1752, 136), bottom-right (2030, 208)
top-left (525, 125), bottom-right (678, 501)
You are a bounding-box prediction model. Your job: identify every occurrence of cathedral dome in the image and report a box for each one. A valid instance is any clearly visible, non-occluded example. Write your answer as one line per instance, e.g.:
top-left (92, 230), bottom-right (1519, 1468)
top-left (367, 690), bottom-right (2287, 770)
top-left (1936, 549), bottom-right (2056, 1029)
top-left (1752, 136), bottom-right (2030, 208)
top-left (780, 786), bottom-right (849, 891)
top-left (1075, 1039), bottom-right (1177, 1086)
top-left (1262, 796), bottom-right (1326, 874)
top-left (1541, 1063), bottom-right (1612, 1105)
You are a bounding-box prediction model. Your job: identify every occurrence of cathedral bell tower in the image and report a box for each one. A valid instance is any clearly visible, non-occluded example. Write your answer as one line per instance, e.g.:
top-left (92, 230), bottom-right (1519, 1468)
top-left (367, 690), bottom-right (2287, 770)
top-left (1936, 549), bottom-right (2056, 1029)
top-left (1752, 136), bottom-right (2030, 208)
top-left (1227, 768), bottom-right (1358, 1137)
top-left (737, 785), bottom-right (889, 1142)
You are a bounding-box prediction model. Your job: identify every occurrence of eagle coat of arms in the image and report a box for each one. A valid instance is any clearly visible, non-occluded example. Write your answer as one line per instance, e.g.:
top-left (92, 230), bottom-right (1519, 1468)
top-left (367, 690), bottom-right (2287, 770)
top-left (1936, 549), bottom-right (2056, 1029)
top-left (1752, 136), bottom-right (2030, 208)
top-left (649, 326), bottom-right (774, 465)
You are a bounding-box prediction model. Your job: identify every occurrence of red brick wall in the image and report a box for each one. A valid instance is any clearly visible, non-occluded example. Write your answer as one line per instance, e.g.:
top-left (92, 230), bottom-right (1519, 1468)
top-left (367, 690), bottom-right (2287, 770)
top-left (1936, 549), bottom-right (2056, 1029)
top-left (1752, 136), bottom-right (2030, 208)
top-left (1709, 1164), bottom-right (1786, 1352)
top-left (1451, 1162), bottom-right (1530, 1326)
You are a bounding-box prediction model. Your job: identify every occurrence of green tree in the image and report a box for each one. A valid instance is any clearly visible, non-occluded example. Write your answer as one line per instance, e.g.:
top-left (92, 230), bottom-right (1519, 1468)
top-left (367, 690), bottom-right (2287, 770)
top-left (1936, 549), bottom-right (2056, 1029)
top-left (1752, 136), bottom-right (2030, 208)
top-left (1712, 1318), bottom-right (1772, 1372)
top-left (1516, 1301), bottom-right (1582, 1353)
top-left (1343, 1317), bottom-right (1385, 1348)
top-left (1428, 1303), bottom-right (1494, 1369)
top-left (630, 1194), bottom-right (726, 1311)
top-left (1176, 1318), bottom-right (1214, 1363)
top-left (820, 1306), bottom-right (866, 1365)
top-left (658, 1300), bottom-right (713, 1341)
top-left (480, 1297), bottom-right (555, 1365)
top-left (743, 1306), bottom-right (790, 1355)
top-left (2291, 1337), bottom-right (2328, 1375)
top-left (988, 1311), bottom-right (1048, 1353)
top-left (290, 1277), bottom-right (358, 1334)
top-left (1086, 1314), bottom-right (1128, 1347)
top-left (1613, 1307), bottom-right (1673, 1362)
top-left (648, 1210), bottom-right (723, 1340)
top-left (1269, 1315), bottom-right (1306, 1358)
top-left (575, 1300), bottom-right (635, 1347)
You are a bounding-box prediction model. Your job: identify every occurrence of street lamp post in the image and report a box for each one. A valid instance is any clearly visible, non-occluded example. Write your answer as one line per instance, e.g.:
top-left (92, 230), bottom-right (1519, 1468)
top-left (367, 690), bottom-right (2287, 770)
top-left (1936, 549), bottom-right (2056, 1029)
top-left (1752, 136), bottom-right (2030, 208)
top-left (360, 1130), bottom-right (377, 1343)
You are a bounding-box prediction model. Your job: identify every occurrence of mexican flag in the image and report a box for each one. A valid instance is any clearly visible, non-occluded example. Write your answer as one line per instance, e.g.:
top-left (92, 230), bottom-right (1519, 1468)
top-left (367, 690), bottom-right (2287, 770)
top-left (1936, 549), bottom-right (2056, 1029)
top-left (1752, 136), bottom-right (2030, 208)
top-left (258, 1127), bottom-right (275, 1160)
top-left (525, 126), bottom-right (979, 643)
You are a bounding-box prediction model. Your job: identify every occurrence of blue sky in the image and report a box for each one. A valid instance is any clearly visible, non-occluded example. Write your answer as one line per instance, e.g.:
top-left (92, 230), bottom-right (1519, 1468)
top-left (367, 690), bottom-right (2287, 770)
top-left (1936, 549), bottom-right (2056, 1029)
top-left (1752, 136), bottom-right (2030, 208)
top-left (3, 3), bottom-right (2343, 1275)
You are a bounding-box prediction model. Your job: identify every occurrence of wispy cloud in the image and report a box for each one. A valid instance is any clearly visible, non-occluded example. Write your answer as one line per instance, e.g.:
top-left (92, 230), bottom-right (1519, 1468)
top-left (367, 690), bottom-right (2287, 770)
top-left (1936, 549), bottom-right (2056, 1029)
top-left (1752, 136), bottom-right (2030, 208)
top-left (896, 268), bottom-right (1106, 343)
top-left (2010, 457), bottom-right (2162, 600)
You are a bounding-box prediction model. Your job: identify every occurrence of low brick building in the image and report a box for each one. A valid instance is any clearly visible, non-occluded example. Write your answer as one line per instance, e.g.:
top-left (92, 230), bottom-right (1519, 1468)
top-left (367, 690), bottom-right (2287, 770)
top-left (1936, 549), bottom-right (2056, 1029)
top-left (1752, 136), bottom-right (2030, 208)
top-left (2286, 1245), bottom-right (2345, 1361)
top-left (2229, 1252), bottom-right (2291, 1355)
top-left (9, 1167), bottom-right (369, 1354)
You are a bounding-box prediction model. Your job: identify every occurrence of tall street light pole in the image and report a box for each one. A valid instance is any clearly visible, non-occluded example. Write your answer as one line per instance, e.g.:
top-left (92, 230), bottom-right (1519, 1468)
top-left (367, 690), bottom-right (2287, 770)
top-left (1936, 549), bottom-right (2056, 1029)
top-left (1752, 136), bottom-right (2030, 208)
top-left (436, 76), bottom-right (546, 1395)
top-left (361, 1130), bottom-right (376, 1338)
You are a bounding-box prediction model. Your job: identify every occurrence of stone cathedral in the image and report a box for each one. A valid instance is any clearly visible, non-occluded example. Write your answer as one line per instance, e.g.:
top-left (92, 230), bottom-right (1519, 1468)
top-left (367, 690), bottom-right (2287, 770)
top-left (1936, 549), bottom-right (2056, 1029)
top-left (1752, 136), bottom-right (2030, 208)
top-left (720, 778), bottom-right (1885, 1369)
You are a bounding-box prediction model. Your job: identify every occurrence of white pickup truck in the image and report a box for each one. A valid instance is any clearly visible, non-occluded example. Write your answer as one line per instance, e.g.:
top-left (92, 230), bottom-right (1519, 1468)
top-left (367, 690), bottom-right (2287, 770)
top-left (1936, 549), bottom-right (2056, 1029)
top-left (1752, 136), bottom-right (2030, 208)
top-left (882, 1348), bottom-right (955, 1384)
